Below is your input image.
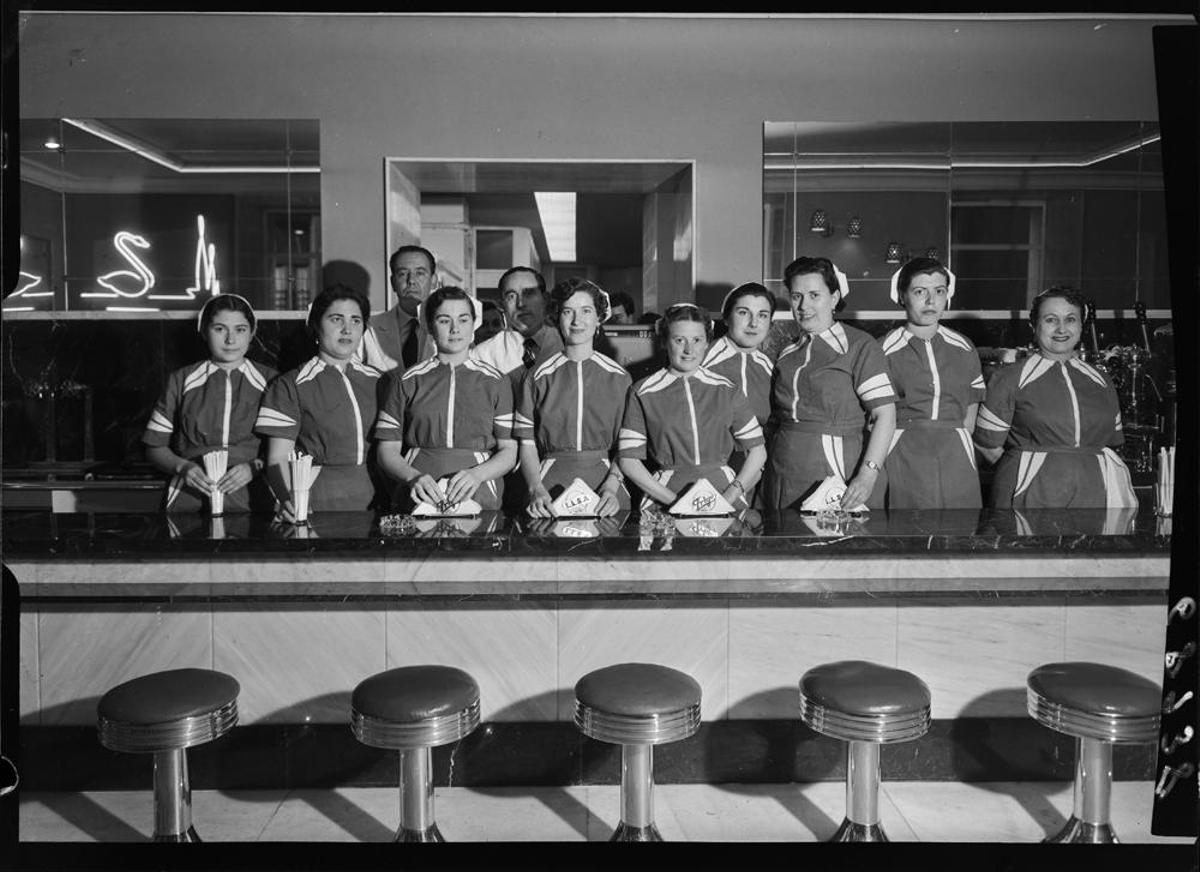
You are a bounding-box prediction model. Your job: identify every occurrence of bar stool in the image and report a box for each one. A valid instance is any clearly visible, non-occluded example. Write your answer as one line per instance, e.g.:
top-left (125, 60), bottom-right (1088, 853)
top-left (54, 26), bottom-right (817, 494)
top-left (799, 660), bottom-right (931, 842)
top-left (574, 662), bottom-right (702, 841)
top-left (96, 668), bottom-right (239, 842)
top-left (350, 665), bottom-right (481, 842)
top-left (1027, 661), bottom-right (1161, 844)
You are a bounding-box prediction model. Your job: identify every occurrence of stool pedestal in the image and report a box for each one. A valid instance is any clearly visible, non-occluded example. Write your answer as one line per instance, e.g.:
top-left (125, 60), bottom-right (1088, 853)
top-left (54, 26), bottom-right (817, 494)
top-left (830, 740), bottom-right (885, 842)
top-left (397, 746), bottom-right (441, 843)
top-left (152, 748), bottom-right (198, 843)
top-left (614, 743), bottom-right (660, 842)
top-left (1027, 661), bottom-right (1160, 845)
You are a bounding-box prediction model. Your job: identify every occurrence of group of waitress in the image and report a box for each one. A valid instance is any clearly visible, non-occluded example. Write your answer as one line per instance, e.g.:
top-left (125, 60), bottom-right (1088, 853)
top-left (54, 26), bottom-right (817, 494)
top-left (143, 254), bottom-right (1136, 520)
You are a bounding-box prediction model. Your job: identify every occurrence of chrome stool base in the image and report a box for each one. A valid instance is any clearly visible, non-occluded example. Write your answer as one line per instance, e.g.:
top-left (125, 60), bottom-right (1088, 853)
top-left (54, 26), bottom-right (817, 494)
top-left (1045, 816), bottom-right (1118, 844)
top-left (396, 823), bottom-right (445, 843)
top-left (611, 822), bottom-right (663, 842)
top-left (831, 818), bottom-right (888, 842)
top-left (153, 826), bottom-right (201, 843)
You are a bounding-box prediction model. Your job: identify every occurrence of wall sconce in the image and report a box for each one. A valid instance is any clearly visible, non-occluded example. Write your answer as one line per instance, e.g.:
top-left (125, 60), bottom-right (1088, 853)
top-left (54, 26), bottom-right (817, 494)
top-left (809, 209), bottom-right (831, 235)
top-left (924, 246), bottom-right (938, 260)
top-left (846, 216), bottom-right (863, 239)
top-left (885, 242), bottom-right (904, 264)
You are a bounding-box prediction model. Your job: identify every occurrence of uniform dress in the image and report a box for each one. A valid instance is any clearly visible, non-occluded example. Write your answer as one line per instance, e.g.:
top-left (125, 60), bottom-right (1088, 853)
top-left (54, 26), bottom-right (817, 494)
top-left (254, 357), bottom-right (382, 512)
top-left (765, 321), bottom-right (896, 511)
top-left (702, 336), bottom-right (773, 501)
top-left (618, 367), bottom-right (764, 513)
top-left (513, 350), bottom-right (632, 509)
top-left (974, 353), bottom-right (1136, 509)
top-left (879, 325), bottom-right (986, 509)
top-left (142, 359), bottom-right (277, 513)
top-left (374, 355), bottom-right (515, 510)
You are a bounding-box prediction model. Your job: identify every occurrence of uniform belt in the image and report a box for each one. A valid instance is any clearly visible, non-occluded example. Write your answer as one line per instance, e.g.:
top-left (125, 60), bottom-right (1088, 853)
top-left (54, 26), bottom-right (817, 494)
top-left (545, 449), bottom-right (610, 461)
top-left (777, 420), bottom-right (863, 436)
top-left (896, 419), bottom-right (966, 430)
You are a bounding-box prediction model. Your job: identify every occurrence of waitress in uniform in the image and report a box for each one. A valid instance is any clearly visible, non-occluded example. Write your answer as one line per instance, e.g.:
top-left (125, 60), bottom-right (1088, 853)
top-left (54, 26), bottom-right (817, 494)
top-left (255, 283), bottom-right (383, 516)
top-left (618, 303), bottom-right (766, 513)
top-left (143, 293), bottom-right (276, 512)
top-left (374, 286), bottom-right (517, 510)
top-left (765, 256), bottom-right (896, 512)
top-left (973, 286), bottom-right (1136, 508)
top-left (515, 277), bottom-right (631, 517)
top-left (879, 257), bottom-right (985, 508)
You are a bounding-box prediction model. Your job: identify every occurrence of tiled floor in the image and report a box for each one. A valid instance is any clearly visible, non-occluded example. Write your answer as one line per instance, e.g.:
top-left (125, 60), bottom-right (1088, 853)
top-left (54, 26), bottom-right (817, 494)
top-left (18, 781), bottom-right (1193, 843)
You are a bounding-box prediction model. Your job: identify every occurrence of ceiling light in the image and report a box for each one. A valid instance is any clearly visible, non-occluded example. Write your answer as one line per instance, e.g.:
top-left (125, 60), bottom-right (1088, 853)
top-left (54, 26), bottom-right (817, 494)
top-left (534, 192), bottom-right (576, 263)
top-left (44, 136), bottom-right (61, 150)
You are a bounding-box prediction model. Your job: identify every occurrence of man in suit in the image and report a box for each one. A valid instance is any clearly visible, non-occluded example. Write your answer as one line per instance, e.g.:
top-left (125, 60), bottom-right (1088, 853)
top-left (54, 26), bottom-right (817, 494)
top-left (471, 266), bottom-right (563, 386)
top-left (360, 245), bottom-right (438, 372)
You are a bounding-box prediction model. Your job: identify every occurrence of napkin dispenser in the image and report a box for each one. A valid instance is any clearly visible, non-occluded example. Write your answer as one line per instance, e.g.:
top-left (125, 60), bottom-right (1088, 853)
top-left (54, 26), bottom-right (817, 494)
top-left (550, 478), bottom-right (602, 517)
top-left (798, 475), bottom-right (867, 514)
top-left (412, 477), bottom-right (482, 517)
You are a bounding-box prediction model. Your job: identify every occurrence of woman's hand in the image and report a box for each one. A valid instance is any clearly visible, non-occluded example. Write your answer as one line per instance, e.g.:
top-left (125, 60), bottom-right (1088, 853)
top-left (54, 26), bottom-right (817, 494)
top-left (527, 484), bottom-right (555, 518)
top-left (595, 479), bottom-right (623, 517)
top-left (408, 474), bottom-right (443, 508)
top-left (180, 462), bottom-right (214, 494)
top-left (276, 500), bottom-right (298, 525)
top-left (217, 462), bottom-right (255, 494)
top-left (841, 468), bottom-right (877, 510)
top-left (722, 481), bottom-right (748, 510)
top-left (445, 468), bottom-right (482, 504)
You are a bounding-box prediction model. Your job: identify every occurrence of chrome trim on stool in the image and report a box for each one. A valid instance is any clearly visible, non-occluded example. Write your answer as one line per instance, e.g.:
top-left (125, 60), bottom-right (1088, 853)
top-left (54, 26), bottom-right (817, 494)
top-left (574, 702), bottom-right (702, 745)
top-left (98, 699), bottom-right (239, 753)
top-left (1027, 690), bottom-right (1159, 744)
top-left (799, 696), bottom-right (931, 744)
top-left (831, 819), bottom-right (888, 842)
top-left (352, 697), bottom-right (481, 749)
top-left (1045, 815), bottom-right (1118, 844)
top-left (611, 822), bottom-right (663, 842)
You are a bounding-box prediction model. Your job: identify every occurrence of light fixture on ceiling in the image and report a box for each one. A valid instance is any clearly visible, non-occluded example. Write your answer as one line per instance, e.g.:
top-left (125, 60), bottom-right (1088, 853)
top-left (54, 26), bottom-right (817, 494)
top-left (885, 242), bottom-right (904, 264)
top-left (809, 209), bottom-right (830, 235)
top-left (846, 216), bottom-right (863, 239)
top-left (534, 192), bottom-right (577, 263)
top-left (44, 136), bottom-right (61, 150)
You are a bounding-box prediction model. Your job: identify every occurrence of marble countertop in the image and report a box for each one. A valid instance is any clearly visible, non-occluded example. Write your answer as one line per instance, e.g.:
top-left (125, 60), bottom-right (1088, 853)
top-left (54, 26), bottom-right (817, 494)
top-left (1, 505), bottom-right (1171, 557)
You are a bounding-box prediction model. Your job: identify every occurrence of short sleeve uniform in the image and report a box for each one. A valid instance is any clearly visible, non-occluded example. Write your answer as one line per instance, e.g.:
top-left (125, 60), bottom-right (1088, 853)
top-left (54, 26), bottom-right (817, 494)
top-left (142, 359), bottom-right (277, 513)
top-left (879, 325), bottom-right (985, 508)
top-left (374, 356), bottom-right (514, 509)
top-left (765, 322), bottom-right (895, 511)
top-left (513, 351), bottom-right (632, 507)
top-left (973, 353), bottom-right (1135, 508)
top-left (619, 367), bottom-right (764, 511)
top-left (255, 357), bottom-right (382, 512)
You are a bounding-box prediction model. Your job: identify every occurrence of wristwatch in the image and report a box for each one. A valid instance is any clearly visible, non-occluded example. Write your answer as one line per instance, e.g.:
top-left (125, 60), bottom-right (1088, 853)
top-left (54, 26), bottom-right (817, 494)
top-left (863, 460), bottom-right (881, 472)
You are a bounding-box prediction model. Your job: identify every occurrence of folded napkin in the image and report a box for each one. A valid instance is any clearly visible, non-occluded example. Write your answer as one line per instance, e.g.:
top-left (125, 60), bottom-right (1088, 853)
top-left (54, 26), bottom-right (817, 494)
top-left (550, 478), bottom-right (602, 517)
top-left (799, 475), bottom-right (867, 514)
top-left (412, 477), bottom-right (482, 517)
top-left (669, 478), bottom-right (735, 517)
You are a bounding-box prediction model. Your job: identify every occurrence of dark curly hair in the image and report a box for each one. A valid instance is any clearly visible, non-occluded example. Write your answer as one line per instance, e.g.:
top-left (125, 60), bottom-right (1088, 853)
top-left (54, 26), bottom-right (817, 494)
top-left (655, 302), bottom-right (713, 343)
top-left (1029, 286), bottom-right (1088, 325)
top-left (783, 256), bottom-right (845, 313)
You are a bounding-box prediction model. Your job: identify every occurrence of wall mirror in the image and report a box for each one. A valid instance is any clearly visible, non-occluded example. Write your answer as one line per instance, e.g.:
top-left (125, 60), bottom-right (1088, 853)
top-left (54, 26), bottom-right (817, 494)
top-left (763, 120), bottom-right (1167, 318)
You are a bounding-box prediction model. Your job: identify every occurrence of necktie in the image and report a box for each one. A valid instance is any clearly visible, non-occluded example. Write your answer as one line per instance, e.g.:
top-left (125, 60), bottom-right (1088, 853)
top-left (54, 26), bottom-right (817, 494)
top-left (522, 336), bottom-right (538, 369)
top-left (401, 322), bottom-right (420, 369)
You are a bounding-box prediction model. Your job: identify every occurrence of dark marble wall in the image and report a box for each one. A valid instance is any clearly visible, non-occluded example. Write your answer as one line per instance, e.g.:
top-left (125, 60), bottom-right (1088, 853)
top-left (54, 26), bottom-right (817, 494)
top-left (0, 313), bottom-right (1175, 472)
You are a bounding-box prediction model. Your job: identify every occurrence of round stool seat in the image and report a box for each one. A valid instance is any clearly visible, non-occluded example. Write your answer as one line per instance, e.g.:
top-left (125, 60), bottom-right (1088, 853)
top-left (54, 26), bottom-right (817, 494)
top-left (1027, 662), bottom-right (1160, 744)
top-left (800, 661), bottom-right (931, 743)
top-left (574, 663), bottom-right (701, 745)
top-left (97, 668), bottom-right (239, 753)
top-left (352, 665), bottom-right (480, 749)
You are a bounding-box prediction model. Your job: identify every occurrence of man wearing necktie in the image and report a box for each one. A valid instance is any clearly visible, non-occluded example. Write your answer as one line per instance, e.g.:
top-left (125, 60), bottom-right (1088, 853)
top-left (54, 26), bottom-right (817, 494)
top-left (472, 266), bottom-right (564, 388)
top-left (472, 266), bottom-right (564, 513)
top-left (359, 245), bottom-right (438, 372)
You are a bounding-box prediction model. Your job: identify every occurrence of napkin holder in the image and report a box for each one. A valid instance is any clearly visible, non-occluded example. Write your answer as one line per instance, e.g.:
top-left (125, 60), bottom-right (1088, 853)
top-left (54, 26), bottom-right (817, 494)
top-left (550, 478), bottom-right (602, 517)
top-left (673, 516), bottom-right (735, 538)
top-left (668, 478), bottom-right (735, 517)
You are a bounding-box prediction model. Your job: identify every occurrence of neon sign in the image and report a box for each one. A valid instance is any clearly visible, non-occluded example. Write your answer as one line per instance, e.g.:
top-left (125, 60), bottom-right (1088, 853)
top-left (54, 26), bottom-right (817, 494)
top-left (81, 232), bottom-right (156, 301)
top-left (150, 214), bottom-right (220, 301)
top-left (2, 271), bottom-right (52, 312)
